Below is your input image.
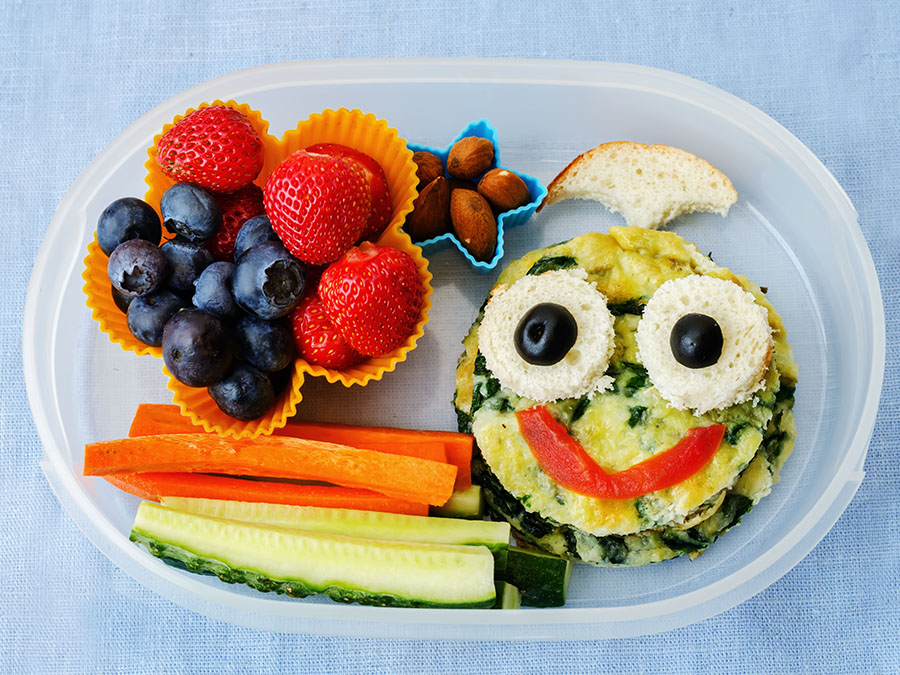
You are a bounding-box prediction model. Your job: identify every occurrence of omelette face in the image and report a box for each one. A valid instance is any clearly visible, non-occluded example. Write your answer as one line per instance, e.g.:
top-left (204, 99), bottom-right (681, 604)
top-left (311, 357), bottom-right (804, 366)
top-left (454, 227), bottom-right (798, 566)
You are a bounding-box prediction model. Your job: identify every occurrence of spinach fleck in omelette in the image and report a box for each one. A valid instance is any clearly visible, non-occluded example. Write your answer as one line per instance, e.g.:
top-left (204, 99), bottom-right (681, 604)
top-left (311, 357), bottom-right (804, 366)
top-left (453, 226), bottom-right (797, 566)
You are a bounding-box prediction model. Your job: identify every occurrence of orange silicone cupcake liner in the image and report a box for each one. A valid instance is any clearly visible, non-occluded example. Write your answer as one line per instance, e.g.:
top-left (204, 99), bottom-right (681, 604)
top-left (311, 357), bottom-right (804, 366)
top-left (84, 103), bottom-right (428, 438)
top-left (277, 108), bottom-right (430, 388)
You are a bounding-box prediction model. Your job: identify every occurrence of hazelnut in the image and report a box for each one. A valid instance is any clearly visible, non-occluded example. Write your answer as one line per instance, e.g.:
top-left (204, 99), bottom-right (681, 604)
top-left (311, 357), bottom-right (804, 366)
top-left (477, 168), bottom-right (531, 212)
top-left (405, 177), bottom-right (450, 241)
top-left (412, 151), bottom-right (444, 188)
top-left (450, 189), bottom-right (497, 262)
top-left (447, 137), bottom-right (494, 180)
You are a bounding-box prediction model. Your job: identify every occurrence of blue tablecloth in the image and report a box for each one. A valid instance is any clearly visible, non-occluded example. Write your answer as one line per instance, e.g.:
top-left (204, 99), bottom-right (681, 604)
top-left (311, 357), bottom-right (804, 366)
top-left (4, 2), bottom-right (898, 672)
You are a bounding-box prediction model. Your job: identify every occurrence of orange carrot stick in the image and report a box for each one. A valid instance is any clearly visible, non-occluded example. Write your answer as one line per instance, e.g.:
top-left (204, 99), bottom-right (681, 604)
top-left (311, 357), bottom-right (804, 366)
top-left (102, 473), bottom-right (429, 515)
top-left (128, 404), bottom-right (471, 489)
top-left (85, 434), bottom-right (457, 506)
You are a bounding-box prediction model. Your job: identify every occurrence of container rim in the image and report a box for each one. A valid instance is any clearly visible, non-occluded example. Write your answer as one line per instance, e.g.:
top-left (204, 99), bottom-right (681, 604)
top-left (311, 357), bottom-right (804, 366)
top-left (23, 58), bottom-right (885, 639)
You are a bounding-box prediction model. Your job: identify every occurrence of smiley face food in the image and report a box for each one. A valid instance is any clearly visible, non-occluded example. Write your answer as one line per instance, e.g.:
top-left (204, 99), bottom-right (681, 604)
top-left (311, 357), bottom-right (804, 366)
top-left (454, 226), bottom-right (797, 566)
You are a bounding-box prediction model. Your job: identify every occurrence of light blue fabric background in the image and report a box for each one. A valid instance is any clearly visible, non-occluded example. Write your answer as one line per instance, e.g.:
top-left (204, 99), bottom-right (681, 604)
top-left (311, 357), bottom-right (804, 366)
top-left (4, 1), bottom-right (899, 672)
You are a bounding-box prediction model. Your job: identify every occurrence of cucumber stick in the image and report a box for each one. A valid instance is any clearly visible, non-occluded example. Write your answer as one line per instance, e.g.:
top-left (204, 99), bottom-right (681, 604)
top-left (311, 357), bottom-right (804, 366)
top-left (430, 485), bottom-right (485, 519)
top-left (161, 496), bottom-right (509, 568)
top-left (499, 548), bottom-right (573, 607)
top-left (132, 502), bottom-right (496, 608)
top-left (493, 581), bottom-right (521, 609)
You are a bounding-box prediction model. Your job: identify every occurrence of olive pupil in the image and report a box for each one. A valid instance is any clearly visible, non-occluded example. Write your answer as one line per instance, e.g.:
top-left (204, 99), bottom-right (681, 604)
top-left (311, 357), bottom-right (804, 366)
top-left (670, 313), bottom-right (723, 369)
top-left (514, 302), bottom-right (578, 366)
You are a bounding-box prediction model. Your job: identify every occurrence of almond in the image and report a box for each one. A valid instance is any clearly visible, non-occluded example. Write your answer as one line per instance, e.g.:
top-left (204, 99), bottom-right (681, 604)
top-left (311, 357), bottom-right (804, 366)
top-left (412, 151), bottom-right (444, 188)
top-left (450, 189), bottom-right (497, 261)
top-left (447, 177), bottom-right (478, 194)
top-left (447, 137), bottom-right (494, 180)
top-left (405, 176), bottom-right (450, 241)
top-left (477, 168), bottom-right (531, 212)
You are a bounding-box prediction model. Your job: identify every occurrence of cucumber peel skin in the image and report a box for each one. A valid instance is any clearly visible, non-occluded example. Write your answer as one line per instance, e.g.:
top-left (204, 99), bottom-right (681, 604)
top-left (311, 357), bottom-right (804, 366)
top-left (430, 485), bottom-right (485, 519)
top-left (160, 496), bottom-right (509, 562)
top-left (499, 547), bottom-right (573, 608)
top-left (132, 502), bottom-right (496, 609)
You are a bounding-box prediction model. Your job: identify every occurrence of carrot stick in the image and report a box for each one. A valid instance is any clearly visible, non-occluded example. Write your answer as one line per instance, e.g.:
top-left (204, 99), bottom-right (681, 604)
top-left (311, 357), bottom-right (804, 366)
top-left (102, 473), bottom-right (429, 515)
top-left (85, 434), bottom-right (457, 506)
top-left (128, 404), bottom-right (445, 462)
top-left (129, 404), bottom-right (472, 489)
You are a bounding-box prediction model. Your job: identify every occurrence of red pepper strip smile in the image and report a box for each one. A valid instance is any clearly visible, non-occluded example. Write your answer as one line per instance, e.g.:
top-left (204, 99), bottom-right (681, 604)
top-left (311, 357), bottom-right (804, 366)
top-left (515, 405), bottom-right (726, 500)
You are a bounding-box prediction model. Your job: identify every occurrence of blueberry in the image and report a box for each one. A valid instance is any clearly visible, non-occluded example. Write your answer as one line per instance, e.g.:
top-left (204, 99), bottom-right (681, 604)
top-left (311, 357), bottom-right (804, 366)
top-left (110, 285), bottom-right (133, 314)
top-left (208, 363), bottom-right (274, 421)
top-left (162, 309), bottom-right (234, 387)
top-left (268, 366), bottom-right (292, 395)
top-left (160, 183), bottom-right (222, 242)
top-left (233, 315), bottom-right (295, 372)
top-left (97, 197), bottom-right (161, 256)
top-left (126, 290), bottom-right (187, 346)
top-left (160, 236), bottom-right (213, 294)
top-left (193, 261), bottom-right (239, 320)
top-left (233, 215), bottom-right (279, 261)
top-left (231, 241), bottom-right (307, 320)
top-left (107, 239), bottom-right (167, 297)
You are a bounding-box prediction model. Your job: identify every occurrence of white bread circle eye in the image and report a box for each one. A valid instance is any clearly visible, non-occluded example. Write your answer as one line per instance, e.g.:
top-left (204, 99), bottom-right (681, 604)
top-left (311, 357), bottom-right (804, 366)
top-left (636, 275), bottom-right (773, 414)
top-left (479, 270), bottom-right (616, 402)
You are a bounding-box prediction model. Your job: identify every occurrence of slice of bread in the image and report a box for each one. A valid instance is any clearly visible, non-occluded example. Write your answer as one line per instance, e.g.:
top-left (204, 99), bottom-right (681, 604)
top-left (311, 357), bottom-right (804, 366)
top-left (538, 142), bottom-right (737, 229)
top-left (635, 275), bottom-right (773, 414)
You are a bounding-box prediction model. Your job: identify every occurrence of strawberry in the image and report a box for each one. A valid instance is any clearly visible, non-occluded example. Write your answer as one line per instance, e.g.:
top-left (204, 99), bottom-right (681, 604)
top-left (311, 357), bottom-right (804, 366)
top-left (291, 294), bottom-right (362, 369)
top-left (156, 106), bottom-right (264, 194)
top-left (208, 184), bottom-right (265, 261)
top-left (318, 242), bottom-right (424, 357)
top-left (306, 143), bottom-right (392, 242)
top-left (264, 150), bottom-right (371, 265)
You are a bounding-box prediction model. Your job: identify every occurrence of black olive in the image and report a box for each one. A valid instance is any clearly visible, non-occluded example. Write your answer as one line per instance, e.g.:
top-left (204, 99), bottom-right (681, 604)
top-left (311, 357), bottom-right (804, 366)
top-left (514, 303), bottom-right (578, 366)
top-left (670, 313), bottom-right (723, 368)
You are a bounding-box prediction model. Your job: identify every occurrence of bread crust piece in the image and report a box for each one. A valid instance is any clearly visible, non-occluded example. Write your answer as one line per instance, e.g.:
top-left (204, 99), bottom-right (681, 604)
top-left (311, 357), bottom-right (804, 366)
top-left (537, 141), bottom-right (738, 230)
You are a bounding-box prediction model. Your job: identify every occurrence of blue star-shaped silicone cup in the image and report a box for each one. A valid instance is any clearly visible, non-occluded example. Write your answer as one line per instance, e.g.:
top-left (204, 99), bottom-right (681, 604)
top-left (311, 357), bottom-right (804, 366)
top-left (407, 119), bottom-right (547, 271)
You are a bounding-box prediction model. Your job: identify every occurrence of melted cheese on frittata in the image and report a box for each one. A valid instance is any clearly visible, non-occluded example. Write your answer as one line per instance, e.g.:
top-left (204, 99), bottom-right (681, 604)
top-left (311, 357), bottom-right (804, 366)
top-left (457, 227), bottom-right (797, 537)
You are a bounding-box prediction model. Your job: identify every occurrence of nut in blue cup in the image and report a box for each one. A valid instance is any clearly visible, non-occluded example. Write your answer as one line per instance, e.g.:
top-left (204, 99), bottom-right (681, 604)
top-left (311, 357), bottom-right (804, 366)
top-left (407, 119), bottom-right (547, 271)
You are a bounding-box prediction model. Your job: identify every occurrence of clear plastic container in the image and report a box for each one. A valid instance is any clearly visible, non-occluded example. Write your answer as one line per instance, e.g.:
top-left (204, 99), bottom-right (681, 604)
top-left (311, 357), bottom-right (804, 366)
top-left (23, 59), bottom-right (884, 639)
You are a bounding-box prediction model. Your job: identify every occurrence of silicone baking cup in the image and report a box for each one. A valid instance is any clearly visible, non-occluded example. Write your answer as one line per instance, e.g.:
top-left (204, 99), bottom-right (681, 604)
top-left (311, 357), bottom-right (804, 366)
top-left (83, 102), bottom-right (428, 438)
top-left (407, 119), bottom-right (547, 271)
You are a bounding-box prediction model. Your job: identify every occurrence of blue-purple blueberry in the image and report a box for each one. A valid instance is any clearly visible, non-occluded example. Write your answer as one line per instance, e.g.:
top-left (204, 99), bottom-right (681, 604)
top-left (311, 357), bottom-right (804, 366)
top-left (111, 285), bottom-right (133, 314)
top-left (233, 315), bottom-right (295, 372)
top-left (208, 362), bottom-right (274, 421)
top-left (193, 261), bottom-right (239, 320)
top-left (96, 197), bottom-right (161, 256)
top-left (160, 236), bottom-right (213, 294)
top-left (107, 239), bottom-right (167, 297)
top-left (162, 309), bottom-right (234, 387)
top-left (160, 183), bottom-right (222, 242)
top-left (126, 290), bottom-right (186, 347)
top-left (233, 215), bottom-right (279, 261)
top-left (231, 241), bottom-right (306, 320)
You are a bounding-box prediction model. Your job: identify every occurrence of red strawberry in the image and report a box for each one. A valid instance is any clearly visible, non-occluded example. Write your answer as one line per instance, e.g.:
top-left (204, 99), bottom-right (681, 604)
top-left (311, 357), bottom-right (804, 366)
top-left (318, 242), bottom-right (424, 357)
top-left (208, 184), bottom-right (265, 261)
top-left (291, 294), bottom-right (362, 369)
top-left (264, 150), bottom-right (371, 265)
top-left (306, 143), bottom-right (392, 242)
top-left (156, 106), bottom-right (264, 194)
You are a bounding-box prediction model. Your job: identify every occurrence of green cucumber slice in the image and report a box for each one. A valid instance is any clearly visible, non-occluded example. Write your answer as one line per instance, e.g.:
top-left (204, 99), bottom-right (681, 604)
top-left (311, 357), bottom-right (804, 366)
top-left (161, 496), bottom-right (508, 569)
top-left (493, 581), bottom-right (521, 609)
top-left (499, 547), bottom-right (573, 607)
top-left (430, 485), bottom-right (485, 519)
top-left (132, 502), bottom-right (495, 608)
